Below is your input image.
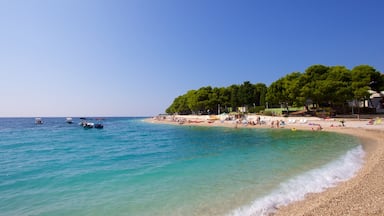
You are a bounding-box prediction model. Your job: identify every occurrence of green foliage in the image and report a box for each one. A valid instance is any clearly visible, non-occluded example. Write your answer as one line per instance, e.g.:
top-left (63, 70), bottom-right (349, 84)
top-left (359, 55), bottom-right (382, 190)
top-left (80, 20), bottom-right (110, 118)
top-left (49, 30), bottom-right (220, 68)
top-left (351, 65), bottom-right (382, 99)
top-left (248, 106), bottom-right (265, 113)
top-left (166, 81), bottom-right (267, 115)
top-left (166, 95), bottom-right (191, 115)
top-left (166, 64), bottom-right (383, 115)
top-left (262, 110), bottom-right (273, 116)
top-left (300, 65), bottom-right (331, 106)
top-left (266, 72), bottom-right (303, 109)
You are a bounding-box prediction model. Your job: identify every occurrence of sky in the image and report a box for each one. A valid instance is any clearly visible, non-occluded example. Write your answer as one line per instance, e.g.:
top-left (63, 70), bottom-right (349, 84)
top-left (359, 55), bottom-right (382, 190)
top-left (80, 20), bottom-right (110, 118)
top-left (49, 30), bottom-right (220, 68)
top-left (0, 0), bottom-right (383, 117)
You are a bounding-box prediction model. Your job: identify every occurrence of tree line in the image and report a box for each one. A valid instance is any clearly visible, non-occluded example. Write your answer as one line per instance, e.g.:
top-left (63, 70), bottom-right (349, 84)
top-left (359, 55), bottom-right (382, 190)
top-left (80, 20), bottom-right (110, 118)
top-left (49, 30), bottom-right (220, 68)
top-left (166, 64), bottom-right (384, 115)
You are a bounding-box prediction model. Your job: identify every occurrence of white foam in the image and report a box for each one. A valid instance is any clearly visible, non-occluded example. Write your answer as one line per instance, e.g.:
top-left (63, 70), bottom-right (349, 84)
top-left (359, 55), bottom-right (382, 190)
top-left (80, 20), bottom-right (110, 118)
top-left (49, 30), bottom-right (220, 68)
top-left (228, 145), bottom-right (365, 216)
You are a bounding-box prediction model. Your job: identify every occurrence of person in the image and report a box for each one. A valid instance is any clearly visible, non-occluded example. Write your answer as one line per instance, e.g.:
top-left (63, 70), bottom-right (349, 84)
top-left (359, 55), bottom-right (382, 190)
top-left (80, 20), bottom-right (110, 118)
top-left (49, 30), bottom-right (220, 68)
top-left (317, 124), bottom-right (323, 130)
top-left (340, 119), bottom-right (345, 127)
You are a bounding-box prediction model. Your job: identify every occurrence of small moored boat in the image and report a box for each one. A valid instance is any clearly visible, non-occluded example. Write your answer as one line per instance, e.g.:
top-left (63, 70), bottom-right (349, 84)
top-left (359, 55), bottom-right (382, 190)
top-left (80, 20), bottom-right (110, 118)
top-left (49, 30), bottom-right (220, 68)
top-left (94, 118), bottom-right (104, 129)
top-left (35, 118), bottom-right (43, 124)
top-left (82, 122), bottom-right (94, 129)
top-left (65, 117), bottom-right (73, 124)
top-left (79, 118), bottom-right (94, 129)
top-left (94, 123), bottom-right (104, 129)
top-left (79, 118), bottom-right (104, 129)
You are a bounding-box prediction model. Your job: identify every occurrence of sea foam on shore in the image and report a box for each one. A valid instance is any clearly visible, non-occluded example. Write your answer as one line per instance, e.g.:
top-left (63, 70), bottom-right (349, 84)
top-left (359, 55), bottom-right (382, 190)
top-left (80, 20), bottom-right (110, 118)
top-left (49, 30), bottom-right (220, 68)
top-left (229, 145), bottom-right (365, 216)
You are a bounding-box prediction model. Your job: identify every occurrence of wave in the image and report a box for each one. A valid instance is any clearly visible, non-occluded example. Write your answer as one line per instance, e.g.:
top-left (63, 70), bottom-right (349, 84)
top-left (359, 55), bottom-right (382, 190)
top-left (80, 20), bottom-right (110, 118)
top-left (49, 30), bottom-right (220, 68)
top-left (228, 145), bottom-right (365, 216)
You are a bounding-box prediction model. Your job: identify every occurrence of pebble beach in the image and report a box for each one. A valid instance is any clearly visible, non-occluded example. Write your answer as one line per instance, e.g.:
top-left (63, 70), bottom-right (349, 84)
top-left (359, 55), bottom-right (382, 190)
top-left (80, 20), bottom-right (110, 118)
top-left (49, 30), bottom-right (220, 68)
top-left (275, 127), bottom-right (384, 215)
top-left (148, 115), bottom-right (384, 215)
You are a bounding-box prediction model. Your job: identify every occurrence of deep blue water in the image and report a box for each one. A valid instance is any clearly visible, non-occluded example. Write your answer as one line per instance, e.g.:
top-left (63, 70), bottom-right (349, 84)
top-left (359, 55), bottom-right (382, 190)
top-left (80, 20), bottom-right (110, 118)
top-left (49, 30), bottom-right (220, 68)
top-left (0, 117), bottom-right (364, 216)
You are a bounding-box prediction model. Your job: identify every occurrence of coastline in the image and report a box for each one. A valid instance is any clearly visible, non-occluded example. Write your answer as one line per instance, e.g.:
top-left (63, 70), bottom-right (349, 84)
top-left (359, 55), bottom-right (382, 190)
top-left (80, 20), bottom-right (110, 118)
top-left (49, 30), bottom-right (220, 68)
top-left (146, 115), bottom-right (384, 215)
top-left (274, 128), bottom-right (384, 216)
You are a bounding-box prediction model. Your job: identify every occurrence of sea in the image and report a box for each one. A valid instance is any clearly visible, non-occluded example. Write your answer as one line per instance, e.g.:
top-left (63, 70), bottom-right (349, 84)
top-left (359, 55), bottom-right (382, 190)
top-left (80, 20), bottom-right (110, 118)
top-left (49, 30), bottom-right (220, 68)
top-left (0, 117), bottom-right (364, 216)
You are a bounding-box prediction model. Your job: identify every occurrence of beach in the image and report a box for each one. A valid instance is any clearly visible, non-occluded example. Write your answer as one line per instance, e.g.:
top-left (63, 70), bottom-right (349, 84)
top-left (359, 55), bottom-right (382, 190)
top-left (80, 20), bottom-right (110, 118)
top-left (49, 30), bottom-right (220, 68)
top-left (148, 115), bottom-right (384, 215)
top-left (274, 127), bottom-right (384, 215)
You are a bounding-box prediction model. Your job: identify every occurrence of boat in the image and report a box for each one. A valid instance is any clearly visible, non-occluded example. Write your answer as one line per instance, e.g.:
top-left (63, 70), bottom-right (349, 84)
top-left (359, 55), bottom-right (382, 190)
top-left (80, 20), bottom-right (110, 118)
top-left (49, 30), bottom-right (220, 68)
top-left (79, 118), bottom-right (94, 129)
top-left (65, 117), bottom-right (73, 124)
top-left (79, 117), bottom-right (104, 129)
top-left (80, 121), bottom-right (94, 128)
top-left (94, 118), bottom-right (104, 129)
top-left (94, 123), bottom-right (104, 129)
top-left (82, 122), bottom-right (94, 129)
top-left (35, 118), bottom-right (43, 124)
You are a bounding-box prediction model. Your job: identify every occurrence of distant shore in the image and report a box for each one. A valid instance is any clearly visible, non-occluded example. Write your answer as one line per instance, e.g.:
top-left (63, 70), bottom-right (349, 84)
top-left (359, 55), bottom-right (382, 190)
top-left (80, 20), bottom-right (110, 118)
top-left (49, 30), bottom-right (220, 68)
top-left (146, 114), bottom-right (384, 215)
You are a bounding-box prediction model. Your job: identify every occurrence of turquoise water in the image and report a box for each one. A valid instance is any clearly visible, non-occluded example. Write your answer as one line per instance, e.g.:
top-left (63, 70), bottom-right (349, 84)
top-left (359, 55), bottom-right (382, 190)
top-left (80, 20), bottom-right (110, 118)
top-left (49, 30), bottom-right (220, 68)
top-left (0, 117), bottom-right (364, 216)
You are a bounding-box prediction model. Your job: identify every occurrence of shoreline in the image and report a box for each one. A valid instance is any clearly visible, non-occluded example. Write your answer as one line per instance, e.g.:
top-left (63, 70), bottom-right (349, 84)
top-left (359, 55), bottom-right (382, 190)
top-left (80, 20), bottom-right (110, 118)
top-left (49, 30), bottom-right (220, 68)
top-left (274, 128), bottom-right (384, 216)
top-left (146, 115), bottom-right (384, 215)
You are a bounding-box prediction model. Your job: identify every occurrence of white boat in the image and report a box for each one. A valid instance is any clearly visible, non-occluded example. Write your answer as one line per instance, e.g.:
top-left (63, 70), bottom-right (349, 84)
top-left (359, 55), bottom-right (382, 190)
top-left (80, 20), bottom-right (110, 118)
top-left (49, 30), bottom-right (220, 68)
top-left (79, 118), bottom-right (94, 128)
top-left (65, 117), bottom-right (73, 124)
top-left (82, 122), bottom-right (94, 128)
top-left (35, 118), bottom-right (43, 124)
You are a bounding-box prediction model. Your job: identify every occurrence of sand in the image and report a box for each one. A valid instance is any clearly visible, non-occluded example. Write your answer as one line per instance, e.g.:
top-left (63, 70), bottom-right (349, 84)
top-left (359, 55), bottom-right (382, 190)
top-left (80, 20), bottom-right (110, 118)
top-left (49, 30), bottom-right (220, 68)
top-left (147, 115), bottom-right (384, 215)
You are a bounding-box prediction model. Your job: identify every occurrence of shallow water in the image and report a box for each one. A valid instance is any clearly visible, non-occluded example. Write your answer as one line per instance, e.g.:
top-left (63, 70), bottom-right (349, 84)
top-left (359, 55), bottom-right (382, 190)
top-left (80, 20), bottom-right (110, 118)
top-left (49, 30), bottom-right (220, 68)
top-left (0, 117), bottom-right (363, 216)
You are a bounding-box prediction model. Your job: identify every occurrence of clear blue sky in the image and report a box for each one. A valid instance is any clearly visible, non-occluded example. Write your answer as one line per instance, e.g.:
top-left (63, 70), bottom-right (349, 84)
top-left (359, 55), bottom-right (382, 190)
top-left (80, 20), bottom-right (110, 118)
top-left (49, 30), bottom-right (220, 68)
top-left (1, 0), bottom-right (383, 117)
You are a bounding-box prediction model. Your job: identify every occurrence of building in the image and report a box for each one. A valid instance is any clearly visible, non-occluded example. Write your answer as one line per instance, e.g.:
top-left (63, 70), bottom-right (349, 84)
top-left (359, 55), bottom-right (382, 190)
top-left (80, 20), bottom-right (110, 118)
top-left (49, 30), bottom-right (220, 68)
top-left (366, 90), bottom-right (384, 113)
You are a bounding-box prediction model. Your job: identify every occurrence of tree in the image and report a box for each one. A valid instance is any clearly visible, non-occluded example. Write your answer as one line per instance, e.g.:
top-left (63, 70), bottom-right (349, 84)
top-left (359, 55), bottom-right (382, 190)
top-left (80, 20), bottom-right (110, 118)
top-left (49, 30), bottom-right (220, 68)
top-left (254, 83), bottom-right (267, 106)
top-left (165, 64), bottom-right (382, 115)
top-left (325, 66), bottom-right (352, 106)
top-left (217, 87), bottom-right (231, 112)
top-left (197, 86), bottom-right (212, 113)
top-left (229, 84), bottom-right (240, 110)
top-left (266, 72), bottom-right (303, 111)
top-left (351, 65), bottom-right (383, 111)
top-left (166, 95), bottom-right (191, 114)
top-left (300, 65), bottom-right (330, 110)
top-left (283, 72), bottom-right (304, 107)
top-left (186, 90), bottom-right (199, 114)
top-left (238, 81), bottom-right (254, 106)
top-left (266, 78), bottom-right (285, 107)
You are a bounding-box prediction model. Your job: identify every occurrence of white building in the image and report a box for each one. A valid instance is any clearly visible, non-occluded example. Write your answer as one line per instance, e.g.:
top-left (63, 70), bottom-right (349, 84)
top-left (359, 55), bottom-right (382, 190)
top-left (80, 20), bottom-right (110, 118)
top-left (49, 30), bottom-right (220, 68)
top-left (365, 90), bottom-right (384, 113)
